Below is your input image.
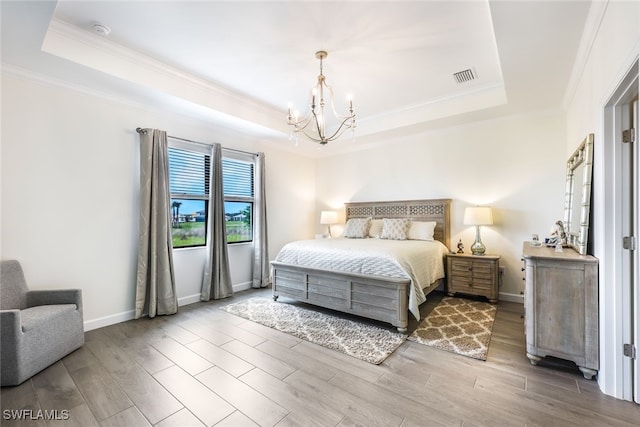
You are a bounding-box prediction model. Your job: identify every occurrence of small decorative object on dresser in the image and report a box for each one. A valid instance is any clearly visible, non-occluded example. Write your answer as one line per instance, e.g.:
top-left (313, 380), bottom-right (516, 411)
top-left (522, 242), bottom-right (599, 379)
top-left (555, 220), bottom-right (567, 246)
top-left (446, 253), bottom-right (500, 303)
top-left (530, 234), bottom-right (542, 247)
top-left (456, 239), bottom-right (464, 253)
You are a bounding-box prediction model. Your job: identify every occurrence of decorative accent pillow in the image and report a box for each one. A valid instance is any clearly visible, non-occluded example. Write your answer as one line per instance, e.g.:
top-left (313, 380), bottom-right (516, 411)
top-left (368, 219), bottom-right (384, 238)
top-left (380, 218), bottom-right (410, 240)
top-left (408, 221), bottom-right (437, 241)
top-left (343, 218), bottom-right (371, 238)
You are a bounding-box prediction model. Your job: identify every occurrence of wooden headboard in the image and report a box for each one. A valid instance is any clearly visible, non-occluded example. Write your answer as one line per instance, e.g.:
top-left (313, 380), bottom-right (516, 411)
top-left (344, 199), bottom-right (452, 249)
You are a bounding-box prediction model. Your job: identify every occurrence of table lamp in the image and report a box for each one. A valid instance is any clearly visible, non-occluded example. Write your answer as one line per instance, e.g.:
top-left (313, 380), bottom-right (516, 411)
top-left (463, 206), bottom-right (493, 255)
top-left (320, 210), bottom-right (338, 238)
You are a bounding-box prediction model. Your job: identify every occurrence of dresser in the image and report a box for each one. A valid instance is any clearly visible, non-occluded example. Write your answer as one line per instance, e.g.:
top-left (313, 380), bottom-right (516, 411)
top-left (522, 243), bottom-right (599, 379)
top-left (446, 253), bottom-right (500, 302)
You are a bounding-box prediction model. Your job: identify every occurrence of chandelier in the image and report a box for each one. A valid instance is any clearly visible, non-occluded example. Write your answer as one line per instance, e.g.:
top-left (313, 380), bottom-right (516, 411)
top-left (287, 51), bottom-right (356, 145)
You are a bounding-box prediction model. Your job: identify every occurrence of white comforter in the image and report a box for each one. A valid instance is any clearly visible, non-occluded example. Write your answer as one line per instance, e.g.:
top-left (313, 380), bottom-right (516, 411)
top-left (274, 238), bottom-right (449, 321)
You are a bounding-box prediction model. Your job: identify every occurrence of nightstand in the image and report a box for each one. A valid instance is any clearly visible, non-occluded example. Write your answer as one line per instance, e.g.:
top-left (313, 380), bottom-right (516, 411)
top-left (445, 253), bottom-right (500, 302)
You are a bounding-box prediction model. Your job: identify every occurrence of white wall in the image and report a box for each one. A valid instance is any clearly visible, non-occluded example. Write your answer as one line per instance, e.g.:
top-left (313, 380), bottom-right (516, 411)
top-left (564, 1), bottom-right (640, 400)
top-left (315, 111), bottom-right (567, 300)
top-left (0, 72), bottom-right (316, 329)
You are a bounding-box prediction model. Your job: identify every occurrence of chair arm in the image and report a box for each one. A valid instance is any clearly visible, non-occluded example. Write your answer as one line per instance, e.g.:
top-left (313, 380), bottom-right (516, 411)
top-left (26, 289), bottom-right (83, 312)
top-left (0, 310), bottom-right (22, 341)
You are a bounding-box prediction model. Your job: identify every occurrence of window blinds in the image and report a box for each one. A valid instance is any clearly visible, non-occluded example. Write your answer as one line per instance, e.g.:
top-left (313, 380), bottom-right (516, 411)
top-left (222, 158), bottom-right (254, 198)
top-left (168, 147), bottom-right (210, 197)
top-left (168, 147), bottom-right (254, 198)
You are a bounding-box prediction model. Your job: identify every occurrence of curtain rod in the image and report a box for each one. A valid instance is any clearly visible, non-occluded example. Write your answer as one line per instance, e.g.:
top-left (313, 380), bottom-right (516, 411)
top-left (136, 127), bottom-right (258, 157)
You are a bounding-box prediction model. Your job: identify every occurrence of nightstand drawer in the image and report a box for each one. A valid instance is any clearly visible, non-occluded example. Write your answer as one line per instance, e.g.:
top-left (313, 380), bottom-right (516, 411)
top-left (449, 270), bottom-right (492, 282)
top-left (449, 277), bottom-right (492, 292)
top-left (450, 259), bottom-right (473, 272)
top-left (471, 263), bottom-right (493, 278)
top-left (450, 260), bottom-right (493, 277)
top-left (468, 276), bottom-right (494, 287)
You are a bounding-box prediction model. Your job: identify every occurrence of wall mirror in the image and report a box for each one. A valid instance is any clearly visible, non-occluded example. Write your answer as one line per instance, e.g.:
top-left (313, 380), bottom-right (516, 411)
top-left (563, 133), bottom-right (594, 255)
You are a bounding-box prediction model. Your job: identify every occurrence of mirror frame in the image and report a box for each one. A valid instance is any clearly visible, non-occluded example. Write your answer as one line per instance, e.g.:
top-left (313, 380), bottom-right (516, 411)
top-left (563, 133), bottom-right (594, 255)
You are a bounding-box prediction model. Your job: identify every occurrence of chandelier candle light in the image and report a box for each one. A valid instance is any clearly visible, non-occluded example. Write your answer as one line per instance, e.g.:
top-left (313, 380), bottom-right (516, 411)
top-left (288, 51), bottom-right (356, 145)
top-left (463, 206), bottom-right (494, 256)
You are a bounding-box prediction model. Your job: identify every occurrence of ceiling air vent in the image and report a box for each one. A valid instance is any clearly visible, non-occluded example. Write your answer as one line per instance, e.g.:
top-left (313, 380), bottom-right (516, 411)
top-left (453, 68), bottom-right (476, 84)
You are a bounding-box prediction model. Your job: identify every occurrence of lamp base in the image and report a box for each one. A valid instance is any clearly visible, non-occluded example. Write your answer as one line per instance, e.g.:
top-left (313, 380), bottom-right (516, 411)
top-left (470, 225), bottom-right (486, 256)
top-left (470, 241), bottom-right (486, 256)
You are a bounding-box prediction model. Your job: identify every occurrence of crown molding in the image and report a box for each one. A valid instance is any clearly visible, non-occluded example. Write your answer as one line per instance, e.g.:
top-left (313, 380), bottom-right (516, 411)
top-left (2, 62), bottom-right (150, 111)
top-left (562, 0), bottom-right (609, 110)
top-left (357, 83), bottom-right (507, 138)
top-left (1, 62), bottom-right (285, 143)
top-left (41, 18), bottom-right (285, 134)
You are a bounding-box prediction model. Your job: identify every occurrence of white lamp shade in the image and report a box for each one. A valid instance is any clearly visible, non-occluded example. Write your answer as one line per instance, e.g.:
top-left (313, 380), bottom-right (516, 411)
top-left (463, 206), bottom-right (493, 226)
top-left (320, 210), bottom-right (338, 225)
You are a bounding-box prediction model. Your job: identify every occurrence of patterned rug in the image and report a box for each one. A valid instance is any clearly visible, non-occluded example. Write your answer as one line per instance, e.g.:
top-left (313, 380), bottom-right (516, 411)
top-left (219, 297), bottom-right (406, 364)
top-left (408, 297), bottom-right (497, 360)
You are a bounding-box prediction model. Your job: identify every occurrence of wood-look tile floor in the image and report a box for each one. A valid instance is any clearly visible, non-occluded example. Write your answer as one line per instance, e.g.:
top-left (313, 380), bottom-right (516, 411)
top-left (2, 288), bottom-right (639, 426)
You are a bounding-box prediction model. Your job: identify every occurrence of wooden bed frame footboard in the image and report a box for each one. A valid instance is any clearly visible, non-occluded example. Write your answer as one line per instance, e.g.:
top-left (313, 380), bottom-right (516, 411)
top-left (272, 262), bottom-right (444, 332)
top-left (271, 199), bottom-right (451, 333)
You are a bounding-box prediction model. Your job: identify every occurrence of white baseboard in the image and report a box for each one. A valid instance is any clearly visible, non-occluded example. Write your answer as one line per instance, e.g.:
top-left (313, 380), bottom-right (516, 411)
top-left (84, 310), bottom-right (135, 332)
top-left (84, 281), bottom-right (255, 331)
top-left (499, 292), bottom-right (524, 304)
top-left (233, 281), bottom-right (253, 292)
top-left (178, 294), bottom-right (201, 307)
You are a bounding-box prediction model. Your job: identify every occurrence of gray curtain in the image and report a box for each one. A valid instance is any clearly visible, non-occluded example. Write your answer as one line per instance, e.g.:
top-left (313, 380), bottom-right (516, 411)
top-left (201, 143), bottom-right (233, 300)
top-left (135, 129), bottom-right (178, 319)
top-left (253, 152), bottom-right (270, 288)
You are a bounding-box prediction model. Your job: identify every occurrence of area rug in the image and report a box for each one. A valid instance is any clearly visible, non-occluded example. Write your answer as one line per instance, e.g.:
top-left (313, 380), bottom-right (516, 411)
top-left (408, 297), bottom-right (497, 360)
top-left (219, 297), bottom-right (406, 364)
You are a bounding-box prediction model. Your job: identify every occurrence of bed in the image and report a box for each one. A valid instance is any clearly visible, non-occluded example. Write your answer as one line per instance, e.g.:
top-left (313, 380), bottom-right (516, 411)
top-left (271, 199), bottom-right (451, 332)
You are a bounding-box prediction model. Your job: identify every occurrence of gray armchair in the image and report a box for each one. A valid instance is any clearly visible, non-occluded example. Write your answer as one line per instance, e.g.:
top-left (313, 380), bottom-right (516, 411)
top-left (1, 260), bottom-right (84, 386)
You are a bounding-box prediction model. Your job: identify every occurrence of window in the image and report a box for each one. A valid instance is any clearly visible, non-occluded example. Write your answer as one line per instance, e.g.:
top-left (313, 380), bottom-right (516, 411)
top-left (168, 145), bottom-right (210, 248)
top-left (168, 141), bottom-right (256, 248)
top-left (222, 155), bottom-right (255, 244)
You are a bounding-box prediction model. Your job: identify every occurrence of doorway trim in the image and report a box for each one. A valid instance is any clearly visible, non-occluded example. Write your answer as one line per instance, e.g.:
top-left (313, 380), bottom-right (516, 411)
top-left (602, 58), bottom-right (638, 401)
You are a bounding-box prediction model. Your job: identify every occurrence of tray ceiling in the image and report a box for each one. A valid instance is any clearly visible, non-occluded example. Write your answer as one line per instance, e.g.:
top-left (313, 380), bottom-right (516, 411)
top-left (1, 1), bottom-right (591, 157)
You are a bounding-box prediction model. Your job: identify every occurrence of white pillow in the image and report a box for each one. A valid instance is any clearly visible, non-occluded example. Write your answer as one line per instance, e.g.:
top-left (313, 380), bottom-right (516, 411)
top-left (408, 221), bottom-right (437, 241)
top-left (368, 219), bottom-right (384, 238)
top-left (380, 218), bottom-right (410, 240)
top-left (343, 218), bottom-right (371, 238)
